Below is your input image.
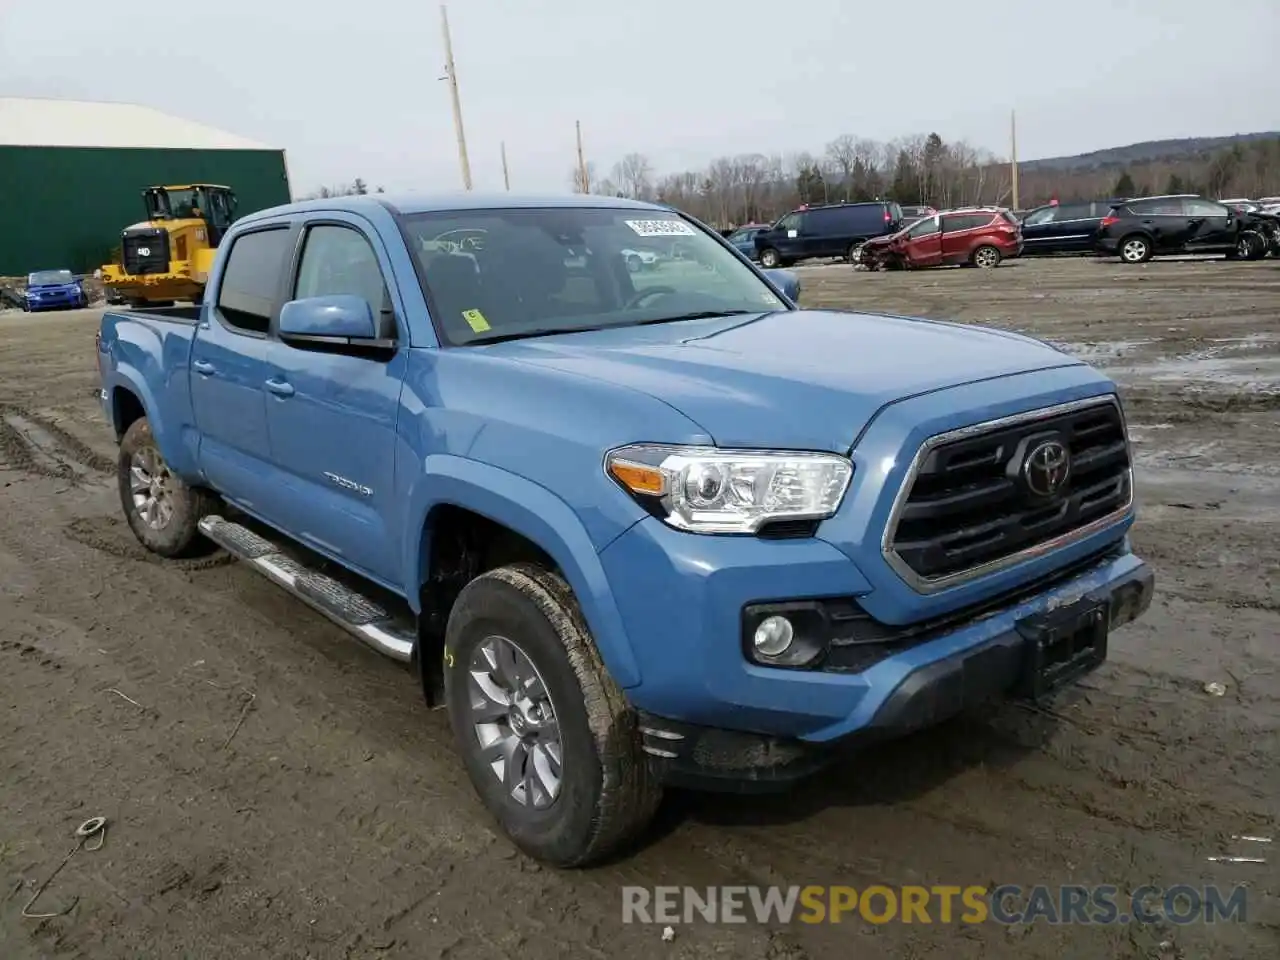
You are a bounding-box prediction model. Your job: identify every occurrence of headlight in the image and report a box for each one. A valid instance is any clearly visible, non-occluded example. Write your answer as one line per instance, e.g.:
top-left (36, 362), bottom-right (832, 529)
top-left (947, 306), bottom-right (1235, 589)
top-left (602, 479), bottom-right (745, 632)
top-left (606, 443), bottom-right (853, 534)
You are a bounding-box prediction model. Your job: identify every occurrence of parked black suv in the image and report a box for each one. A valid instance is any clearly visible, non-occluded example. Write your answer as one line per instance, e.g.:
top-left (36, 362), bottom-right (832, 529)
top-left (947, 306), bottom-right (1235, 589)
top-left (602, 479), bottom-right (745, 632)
top-left (1096, 195), bottom-right (1255, 263)
top-left (1019, 200), bottom-right (1125, 256)
top-left (753, 201), bottom-right (905, 267)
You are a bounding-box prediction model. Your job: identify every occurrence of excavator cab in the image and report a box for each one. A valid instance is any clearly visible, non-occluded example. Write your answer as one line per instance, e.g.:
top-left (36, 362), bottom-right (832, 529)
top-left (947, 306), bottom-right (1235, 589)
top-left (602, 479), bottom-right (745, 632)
top-left (142, 184), bottom-right (238, 246)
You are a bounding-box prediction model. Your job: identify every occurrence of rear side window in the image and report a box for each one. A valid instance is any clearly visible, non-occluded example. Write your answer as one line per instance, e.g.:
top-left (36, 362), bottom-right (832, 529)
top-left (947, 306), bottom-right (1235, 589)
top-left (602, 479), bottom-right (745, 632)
top-left (1126, 198), bottom-right (1184, 216)
top-left (943, 213), bottom-right (994, 233)
top-left (216, 227), bottom-right (292, 334)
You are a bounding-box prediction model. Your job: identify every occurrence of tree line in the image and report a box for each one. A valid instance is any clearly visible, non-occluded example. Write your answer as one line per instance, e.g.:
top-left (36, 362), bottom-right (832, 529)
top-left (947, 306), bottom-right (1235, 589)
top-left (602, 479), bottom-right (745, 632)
top-left (572, 133), bottom-right (1280, 227)
top-left (303, 133), bottom-right (1279, 226)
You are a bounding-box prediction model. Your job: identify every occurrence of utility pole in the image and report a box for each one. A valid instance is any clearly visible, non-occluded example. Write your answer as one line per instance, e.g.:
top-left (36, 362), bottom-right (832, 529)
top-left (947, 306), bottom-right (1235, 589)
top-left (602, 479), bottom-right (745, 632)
top-left (1010, 109), bottom-right (1020, 211)
top-left (441, 5), bottom-right (472, 191)
top-left (575, 120), bottom-right (589, 194)
top-left (501, 141), bottom-right (510, 191)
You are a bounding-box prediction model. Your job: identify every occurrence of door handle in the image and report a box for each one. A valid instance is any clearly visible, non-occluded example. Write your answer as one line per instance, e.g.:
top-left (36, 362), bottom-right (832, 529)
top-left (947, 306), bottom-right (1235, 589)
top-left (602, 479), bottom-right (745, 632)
top-left (264, 378), bottom-right (295, 398)
top-left (192, 360), bottom-right (216, 375)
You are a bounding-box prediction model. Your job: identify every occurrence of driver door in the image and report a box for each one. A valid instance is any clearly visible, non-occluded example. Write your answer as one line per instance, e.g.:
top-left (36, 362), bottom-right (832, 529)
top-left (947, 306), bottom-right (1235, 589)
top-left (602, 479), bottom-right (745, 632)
top-left (259, 217), bottom-right (408, 584)
top-left (902, 215), bottom-right (943, 266)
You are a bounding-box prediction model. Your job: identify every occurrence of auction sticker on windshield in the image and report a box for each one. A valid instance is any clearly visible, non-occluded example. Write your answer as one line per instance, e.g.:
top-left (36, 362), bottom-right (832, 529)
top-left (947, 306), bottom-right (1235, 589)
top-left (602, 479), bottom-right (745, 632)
top-left (625, 219), bottom-right (697, 237)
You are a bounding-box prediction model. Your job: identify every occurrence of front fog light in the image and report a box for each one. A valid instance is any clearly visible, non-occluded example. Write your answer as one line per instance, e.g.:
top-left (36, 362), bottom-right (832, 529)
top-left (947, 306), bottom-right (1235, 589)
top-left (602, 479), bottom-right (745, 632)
top-left (753, 615), bottom-right (795, 657)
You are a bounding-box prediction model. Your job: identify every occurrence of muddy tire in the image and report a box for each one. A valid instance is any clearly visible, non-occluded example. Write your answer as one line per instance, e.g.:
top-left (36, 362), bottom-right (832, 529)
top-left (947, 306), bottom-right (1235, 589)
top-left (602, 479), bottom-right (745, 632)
top-left (117, 418), bottom-right (219, 558)
top-left (972, 245), bottom-right (1002, 269)
top-left (444, 563), bottom-right (660, 867)
top-left (759, 247), bottom-right (784, 269)
top-left (1118, 234), bottom-right (1152, 264)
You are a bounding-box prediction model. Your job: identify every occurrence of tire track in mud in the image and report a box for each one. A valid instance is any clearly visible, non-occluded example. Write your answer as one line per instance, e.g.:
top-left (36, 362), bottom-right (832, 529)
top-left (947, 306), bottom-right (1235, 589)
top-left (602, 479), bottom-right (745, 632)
top-left (62, 515), bottom-right (234, 569)
top-left (0, 403), bottom-right (114, 480)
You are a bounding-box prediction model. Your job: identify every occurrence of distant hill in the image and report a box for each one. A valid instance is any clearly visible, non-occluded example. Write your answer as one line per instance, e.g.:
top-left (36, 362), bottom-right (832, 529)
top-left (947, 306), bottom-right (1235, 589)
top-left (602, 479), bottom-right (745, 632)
top-left (1022, 132), bottom-right (1280, 172)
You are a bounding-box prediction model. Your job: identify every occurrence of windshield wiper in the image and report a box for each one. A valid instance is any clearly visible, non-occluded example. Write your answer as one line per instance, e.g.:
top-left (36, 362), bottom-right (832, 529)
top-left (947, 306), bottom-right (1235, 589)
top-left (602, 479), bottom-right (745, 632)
top-left (464, 310), bottom-right (763, 346)
top-left (465, 326), bottom-right (608, 345)
top-left (632, 309), bottom-right (760, 326)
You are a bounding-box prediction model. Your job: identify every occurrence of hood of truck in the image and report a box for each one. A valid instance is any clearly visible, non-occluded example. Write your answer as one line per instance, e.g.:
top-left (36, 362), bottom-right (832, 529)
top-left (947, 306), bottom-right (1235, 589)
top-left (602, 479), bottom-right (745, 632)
top-left (487, 309), bottom-right (1084, 451)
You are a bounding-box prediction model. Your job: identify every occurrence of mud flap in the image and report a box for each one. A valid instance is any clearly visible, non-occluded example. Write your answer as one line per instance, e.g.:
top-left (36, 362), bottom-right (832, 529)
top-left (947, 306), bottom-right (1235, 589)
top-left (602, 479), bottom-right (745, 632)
top-left (1014, 592), bottom-right (1109, 702)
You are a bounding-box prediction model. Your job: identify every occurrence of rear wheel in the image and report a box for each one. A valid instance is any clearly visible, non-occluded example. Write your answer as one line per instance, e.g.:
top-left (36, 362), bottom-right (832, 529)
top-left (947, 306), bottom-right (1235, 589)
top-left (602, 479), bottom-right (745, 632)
top-left (118, 418), bottom-right (218, 558)
top-left (846, 241), bottom-right (863, 264)
top-left (1119, 235), bottom-right (1152, 264)
top-left (759, 248), bottom-right (784, 269)
top-left (972, 245), bottom-right (1002, 269)
top-left (444, 563), bottom-right (660, 867)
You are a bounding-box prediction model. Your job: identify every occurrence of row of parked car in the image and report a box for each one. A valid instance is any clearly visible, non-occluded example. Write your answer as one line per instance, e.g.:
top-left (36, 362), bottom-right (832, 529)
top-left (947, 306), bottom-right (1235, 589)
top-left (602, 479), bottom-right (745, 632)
top-left (721, 193), bottom-right (1280, 271)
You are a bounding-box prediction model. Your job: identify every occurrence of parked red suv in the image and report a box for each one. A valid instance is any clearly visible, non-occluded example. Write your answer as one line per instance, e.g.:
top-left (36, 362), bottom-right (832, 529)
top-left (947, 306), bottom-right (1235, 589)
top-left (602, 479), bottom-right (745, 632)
top-left (857, 207), bottom-right (1022, 270)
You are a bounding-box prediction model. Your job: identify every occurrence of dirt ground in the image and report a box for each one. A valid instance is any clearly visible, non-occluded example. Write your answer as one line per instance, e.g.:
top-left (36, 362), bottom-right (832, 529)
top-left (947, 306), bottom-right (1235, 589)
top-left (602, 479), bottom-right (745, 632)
top-left (1, 257), bottom-right (1277, 959)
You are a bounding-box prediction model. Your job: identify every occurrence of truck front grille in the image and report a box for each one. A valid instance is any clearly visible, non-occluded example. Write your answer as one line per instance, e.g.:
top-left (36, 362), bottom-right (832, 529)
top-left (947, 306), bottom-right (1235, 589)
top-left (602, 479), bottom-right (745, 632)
top-left (883, 396), bottom-right (1132, 591)
top-left (122, 229), bottom-right (170, 275)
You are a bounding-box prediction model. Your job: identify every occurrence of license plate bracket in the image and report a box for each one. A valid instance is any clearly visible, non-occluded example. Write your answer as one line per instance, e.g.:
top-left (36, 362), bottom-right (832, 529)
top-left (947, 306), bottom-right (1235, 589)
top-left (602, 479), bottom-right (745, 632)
top-left (1015, 595), bottom-right (1109, 701)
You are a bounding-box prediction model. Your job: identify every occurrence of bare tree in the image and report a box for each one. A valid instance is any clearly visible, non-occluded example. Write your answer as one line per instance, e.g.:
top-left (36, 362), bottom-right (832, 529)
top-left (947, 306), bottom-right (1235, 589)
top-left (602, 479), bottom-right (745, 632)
top-left (825, 134), bottom-right (858, 201)
top-left (569, 161), bottom-right (597, 194)
top-left (612, 153), bottom-right (654, 200)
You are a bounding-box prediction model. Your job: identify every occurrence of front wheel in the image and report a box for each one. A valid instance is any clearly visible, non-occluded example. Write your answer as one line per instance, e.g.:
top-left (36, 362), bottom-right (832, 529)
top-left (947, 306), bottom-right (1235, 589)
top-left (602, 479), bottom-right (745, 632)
top-left (118, 418), bottom-right (218, 557)
top-left (759, 248), bottom-right (784, 269)
top-left (972, 245), bottom-right (1002, 269)
top-left (444, 563), bottom-right (661, 867)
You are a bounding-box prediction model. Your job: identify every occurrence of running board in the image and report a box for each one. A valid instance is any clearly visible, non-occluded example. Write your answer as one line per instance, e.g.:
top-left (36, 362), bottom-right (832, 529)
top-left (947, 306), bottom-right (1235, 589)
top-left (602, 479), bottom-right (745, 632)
top-left (198, 515), bottom-right (416, 663)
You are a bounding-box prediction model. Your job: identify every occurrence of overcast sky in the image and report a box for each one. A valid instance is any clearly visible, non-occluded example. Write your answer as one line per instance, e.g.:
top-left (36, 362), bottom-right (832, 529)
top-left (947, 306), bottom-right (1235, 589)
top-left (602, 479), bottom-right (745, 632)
top-left (3, 0), bottom-right (1277, 196)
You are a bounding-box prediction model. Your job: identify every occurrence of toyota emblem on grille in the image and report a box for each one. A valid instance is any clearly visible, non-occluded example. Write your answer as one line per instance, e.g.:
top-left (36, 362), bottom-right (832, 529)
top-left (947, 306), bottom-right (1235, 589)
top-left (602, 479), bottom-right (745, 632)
top-left (1023, 439), bottom-right (1071, 497)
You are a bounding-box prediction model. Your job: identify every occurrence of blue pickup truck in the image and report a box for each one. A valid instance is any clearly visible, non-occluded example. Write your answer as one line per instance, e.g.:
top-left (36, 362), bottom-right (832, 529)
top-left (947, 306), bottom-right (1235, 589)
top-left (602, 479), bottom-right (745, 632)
top-left (96, 193), bottom-right (1153, 866)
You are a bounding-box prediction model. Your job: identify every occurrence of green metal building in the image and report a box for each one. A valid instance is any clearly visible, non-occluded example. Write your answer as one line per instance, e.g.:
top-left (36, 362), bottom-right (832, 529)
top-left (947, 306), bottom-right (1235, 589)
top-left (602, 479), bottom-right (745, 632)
top-left (0, 97), bottom-right (292, 276)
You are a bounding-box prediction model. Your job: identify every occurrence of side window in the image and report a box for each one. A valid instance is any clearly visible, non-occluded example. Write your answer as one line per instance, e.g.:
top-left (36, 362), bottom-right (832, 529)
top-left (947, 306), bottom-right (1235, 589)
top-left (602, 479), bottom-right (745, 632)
top-left (1185, 199), bottom-right (1229, 217)
top-left (1055, 203), bottom-right (1092, 221)
top-left (907, 216), bottom-right (940, 239)
top-left (775, 213), bottom-right (801, 232)
top-left (294, 224), bottom-right (389, 312)
top-left (943, 214), bottom-right (990, 233)
top-left (1023, 207), bottom-right (1057, 226)
top-left (215, 227), bottom-right (293, 334)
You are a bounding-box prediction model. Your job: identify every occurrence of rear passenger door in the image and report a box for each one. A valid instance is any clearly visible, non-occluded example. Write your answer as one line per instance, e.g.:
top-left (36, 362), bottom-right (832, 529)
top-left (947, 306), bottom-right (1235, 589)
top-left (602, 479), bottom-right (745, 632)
top-left (190, 223), bottom-right (296, 518)
top-left (940, 213), bottom-right (986, 263)
top-left (1046, 203), bottom-right (1096, 253)
top-left (260, 217), bottom-right (408, 585)
top-left (1125, 198), bottom-right (1194, 252)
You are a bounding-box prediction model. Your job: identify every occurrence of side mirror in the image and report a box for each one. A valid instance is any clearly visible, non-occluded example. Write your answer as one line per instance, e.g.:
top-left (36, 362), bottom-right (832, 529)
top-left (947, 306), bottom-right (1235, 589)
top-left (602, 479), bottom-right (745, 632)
top-left (279, 294), bottom-right (380, 345)
top-left (763, 268), bottom-right (800, 302)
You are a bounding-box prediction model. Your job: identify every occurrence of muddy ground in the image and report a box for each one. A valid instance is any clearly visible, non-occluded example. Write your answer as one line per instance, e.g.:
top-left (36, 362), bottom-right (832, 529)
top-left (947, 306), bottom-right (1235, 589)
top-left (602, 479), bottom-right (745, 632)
top-left (1, 257), bottom-right (1277, 959)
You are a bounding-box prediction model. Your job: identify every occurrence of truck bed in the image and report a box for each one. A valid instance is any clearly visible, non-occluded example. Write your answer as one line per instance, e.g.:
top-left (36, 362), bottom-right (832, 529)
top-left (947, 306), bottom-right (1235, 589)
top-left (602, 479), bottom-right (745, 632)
top-left (106, 304), bottom-right (203, 324)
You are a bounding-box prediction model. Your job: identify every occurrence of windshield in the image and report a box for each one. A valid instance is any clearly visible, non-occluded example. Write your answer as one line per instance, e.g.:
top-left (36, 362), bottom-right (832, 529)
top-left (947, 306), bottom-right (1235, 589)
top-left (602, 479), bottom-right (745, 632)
top-left (28, 270), bottom-right (73, 285)
top-left (400, 207), bottom-right (788, 345)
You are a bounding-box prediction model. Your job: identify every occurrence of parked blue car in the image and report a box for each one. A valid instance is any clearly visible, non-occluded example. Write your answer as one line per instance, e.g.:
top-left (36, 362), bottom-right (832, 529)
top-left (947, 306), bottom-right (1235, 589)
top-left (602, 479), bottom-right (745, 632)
top-left (96, 193), bottom-right (1153, 867)
top-left (724, 223), bottom-right (770, 260)
top-left (24, 269), bottom-right (87, 312)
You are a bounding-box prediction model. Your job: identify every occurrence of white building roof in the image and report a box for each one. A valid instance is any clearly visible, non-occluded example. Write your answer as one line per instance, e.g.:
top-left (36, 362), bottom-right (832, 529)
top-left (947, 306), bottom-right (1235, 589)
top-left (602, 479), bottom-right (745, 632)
top-left (0, 97), bottom-right (277, 151)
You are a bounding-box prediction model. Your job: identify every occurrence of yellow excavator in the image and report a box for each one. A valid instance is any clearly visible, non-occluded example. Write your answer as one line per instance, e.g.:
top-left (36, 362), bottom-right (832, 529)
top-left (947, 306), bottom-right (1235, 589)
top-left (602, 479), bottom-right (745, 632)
top-left (100, 184), bottom-right (238, 306)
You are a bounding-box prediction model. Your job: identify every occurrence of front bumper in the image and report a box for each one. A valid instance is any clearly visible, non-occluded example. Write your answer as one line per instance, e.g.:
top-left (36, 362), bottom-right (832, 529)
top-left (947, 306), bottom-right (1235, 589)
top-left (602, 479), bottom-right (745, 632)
top-left (25, 292), bottom-right (85, 311)
top-left (634, 555), bottom-right (1153, 791)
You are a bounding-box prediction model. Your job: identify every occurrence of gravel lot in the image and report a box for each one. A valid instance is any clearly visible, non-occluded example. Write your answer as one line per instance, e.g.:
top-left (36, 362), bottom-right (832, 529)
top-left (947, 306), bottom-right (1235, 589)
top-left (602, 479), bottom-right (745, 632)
top-left (1, 257), bottom-right (1277, 959)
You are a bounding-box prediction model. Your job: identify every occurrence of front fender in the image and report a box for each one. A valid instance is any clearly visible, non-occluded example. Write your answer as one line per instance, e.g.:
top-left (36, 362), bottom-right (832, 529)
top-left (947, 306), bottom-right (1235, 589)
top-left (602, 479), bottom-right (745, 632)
top-left (402, 454), bottom-right (642, 689)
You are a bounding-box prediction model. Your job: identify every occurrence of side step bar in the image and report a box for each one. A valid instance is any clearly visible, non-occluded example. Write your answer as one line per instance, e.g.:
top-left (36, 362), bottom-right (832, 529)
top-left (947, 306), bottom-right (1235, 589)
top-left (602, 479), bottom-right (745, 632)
top-left (198, 515), bottom-right (416, 663)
